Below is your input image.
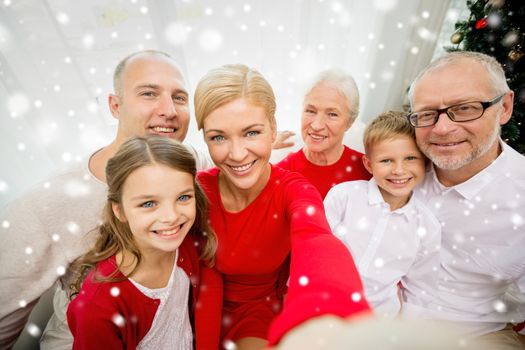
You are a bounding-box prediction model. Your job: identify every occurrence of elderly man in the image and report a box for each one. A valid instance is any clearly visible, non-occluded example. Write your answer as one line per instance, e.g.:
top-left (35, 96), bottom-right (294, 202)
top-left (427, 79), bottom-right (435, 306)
top-left (404, 51), bottom-right (525, 349)
top-left (0, 50), bottom-right (215, 349)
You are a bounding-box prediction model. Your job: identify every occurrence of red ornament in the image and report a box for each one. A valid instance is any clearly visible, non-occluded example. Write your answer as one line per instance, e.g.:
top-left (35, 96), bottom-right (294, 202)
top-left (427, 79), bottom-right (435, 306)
top-left (475, 17), bottom-right (488, 29)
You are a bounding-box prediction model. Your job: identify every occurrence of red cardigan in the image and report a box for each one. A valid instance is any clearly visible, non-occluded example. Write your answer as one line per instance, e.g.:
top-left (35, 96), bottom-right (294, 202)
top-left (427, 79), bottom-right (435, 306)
top-left (67, 233), bottom-right (222, 350)
top-left (276, 145), bottom-right (371, 199)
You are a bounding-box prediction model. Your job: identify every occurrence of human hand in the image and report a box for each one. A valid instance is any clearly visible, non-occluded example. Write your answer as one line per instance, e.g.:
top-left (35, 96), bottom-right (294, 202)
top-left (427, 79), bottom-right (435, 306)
top-left (272, 130), bottom-right (296, 150)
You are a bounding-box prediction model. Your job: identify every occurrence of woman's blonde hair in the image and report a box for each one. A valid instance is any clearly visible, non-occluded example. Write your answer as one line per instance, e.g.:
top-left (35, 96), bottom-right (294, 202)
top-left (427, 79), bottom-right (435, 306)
top-left (363, 111), bottom-right (415, 155)
top-left (194, 64), bottom-right (276, 129)
top-left (69, 136), bottom-right (217, 297)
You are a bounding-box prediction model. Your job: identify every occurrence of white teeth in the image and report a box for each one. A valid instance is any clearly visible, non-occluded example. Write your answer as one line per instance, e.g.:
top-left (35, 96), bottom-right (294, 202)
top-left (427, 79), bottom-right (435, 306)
top-left (230, 162), bottom-right (254, 172)
top-left (309, 133), bottom-right (326, 140)
top-left (155, 226), bottom-right (180, 236)
top-left (153, 126), bottom-right (175, 133)
top-left (390, 179), bottom-right (409, 184)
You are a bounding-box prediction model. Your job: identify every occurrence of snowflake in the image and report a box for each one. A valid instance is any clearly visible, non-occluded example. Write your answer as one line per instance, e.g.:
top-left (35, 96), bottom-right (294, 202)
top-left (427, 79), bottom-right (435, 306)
top-left (374, 257), bottom-right (384, 268)
top-left (67, 222), bottom-right (80, 234)
top-left (55, 12), bottom-right (69, 25)
top-left (2, 220), bottom-right (9, 229)
top-left (165, 22), bottom-right (188, 46)
top-left (52, 234), bottom-right (60, 242)
top-left (493, 300), bottom-right (507, 313)
top-left (223, 340), bottom-right (237, 350)
top-left (199, 29), bottom-right (223, 52)
top-left (417, 226), bottom-right (427, 237)
top-left (299, 276), bottom-right (309, 286)
top-left (112, 314), bottom-right (125, 327)
top-left (25, 247), bottom-right (33, 255)
top-left (82, 34), bottom-right (95, 49)
top-left (373, 0), bottom-right (398, 12)
top-left (56, 266), bottom-right (66, 276)
top-left (351, 292), bottom-right (362, 302)
top-left (511, 213), bottom-right (523, 226)
top-left (7, 93), bottom-right (30, 117)
top-left (110, 287), bottom-right (120, 297)
top-left (306, 206), bottom-right (315, 216)
top-left (65, 179), bottom-right (91, 198)
top-left (26, 323), bottom-right (41, 338)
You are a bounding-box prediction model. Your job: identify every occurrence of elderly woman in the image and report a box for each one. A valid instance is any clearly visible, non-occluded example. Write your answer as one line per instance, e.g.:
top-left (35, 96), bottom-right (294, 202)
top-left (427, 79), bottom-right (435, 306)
top-left (276, 69), bottom-right (371, 198)
top-left (194, 64), bottom-right (370, 350)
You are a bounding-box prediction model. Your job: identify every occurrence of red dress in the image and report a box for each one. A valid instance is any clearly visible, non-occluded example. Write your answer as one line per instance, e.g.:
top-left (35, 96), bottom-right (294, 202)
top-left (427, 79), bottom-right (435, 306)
top-left (197, 165), bottom-right (370, 345)
top-left (276, 145), bottom-right (371, 198)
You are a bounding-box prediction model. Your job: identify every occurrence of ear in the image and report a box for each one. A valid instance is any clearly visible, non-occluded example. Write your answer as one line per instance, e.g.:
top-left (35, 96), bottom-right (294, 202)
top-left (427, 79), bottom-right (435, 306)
top-left (499, 90), bottom-right (514, 125)
top-left (112, 202), bottom-right (127, 223)
top-left (108, 94), bottom-right (121, 119)
top-left (271, 119), bottom-right (277, 143)
top-left (345, 117), bottom-right (354, 131)
top-left (362, 154), bottom-right (373, 175)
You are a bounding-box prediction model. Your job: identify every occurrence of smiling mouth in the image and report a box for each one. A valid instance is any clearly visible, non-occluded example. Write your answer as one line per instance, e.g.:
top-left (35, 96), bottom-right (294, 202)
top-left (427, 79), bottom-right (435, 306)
top-left (151, 126), bottom-right (177, 133)
top-left (309, 133), bottom-right (327, 141)
top-left (229, 160), bottom-right (256, 172)
top-left (388, 178), bottom-right (411, 185)
top-left (153, 225), bottom-right (182, 236)
top-left (431, 141), bottom-right (464, 147)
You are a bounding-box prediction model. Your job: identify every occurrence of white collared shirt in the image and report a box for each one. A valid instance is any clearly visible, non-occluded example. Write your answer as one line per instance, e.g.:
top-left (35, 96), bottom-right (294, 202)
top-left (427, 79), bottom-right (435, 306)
top-left (324, 179), bottom-right (441, 318)
top-left (405, 140), bottom-right (525, 336)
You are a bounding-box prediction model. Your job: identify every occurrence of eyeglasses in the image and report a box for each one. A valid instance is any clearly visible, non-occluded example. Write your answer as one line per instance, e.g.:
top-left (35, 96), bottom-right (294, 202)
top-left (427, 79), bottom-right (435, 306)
top-left (407, 94), bottom-right (505, 128)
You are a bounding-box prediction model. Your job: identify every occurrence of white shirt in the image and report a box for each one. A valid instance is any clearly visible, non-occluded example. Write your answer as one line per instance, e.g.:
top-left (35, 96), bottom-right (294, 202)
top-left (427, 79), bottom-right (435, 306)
top-left (324, 179), bottom-right (441, 318)
top-left (130, 250), bottom-right (193, 350)
top-left (405, 140), bottom-right (525, 336)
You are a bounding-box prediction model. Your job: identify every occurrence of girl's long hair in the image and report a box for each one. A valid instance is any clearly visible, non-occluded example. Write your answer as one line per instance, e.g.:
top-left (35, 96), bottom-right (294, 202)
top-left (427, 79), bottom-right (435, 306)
top-left (69, 136), bottom-right (217, 298)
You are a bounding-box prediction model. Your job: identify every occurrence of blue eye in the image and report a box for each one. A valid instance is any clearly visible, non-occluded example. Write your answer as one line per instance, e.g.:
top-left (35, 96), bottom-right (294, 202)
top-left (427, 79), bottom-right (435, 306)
top-left (246, 130), bottom-right (260, 137)
top-left (380, 159), bottom-right (391, 163)
top-left (210, 135), bottom-right (225, 142)
top-left (178, 194), bottom-right (191, 202)
top-left (141, 201), bottom-right (156, 208)
top-left (328, 112), bottom-right (339, 118)
top-left (406, 156), bottom-right (418, 161)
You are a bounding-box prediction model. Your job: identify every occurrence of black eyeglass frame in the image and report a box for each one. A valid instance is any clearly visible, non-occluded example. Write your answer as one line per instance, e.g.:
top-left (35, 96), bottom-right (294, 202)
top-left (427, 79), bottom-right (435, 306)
top-left (407, 93), bottom-right (505, 128)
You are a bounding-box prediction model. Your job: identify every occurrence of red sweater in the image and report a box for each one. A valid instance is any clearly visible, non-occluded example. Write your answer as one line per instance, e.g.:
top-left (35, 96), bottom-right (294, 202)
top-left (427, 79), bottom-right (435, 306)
top-left (276, 146), bottom-right (371, 198)
top-left (67, 234), bottom-right (222, 350)
top-left (197, 165), bottom-right (370, 346)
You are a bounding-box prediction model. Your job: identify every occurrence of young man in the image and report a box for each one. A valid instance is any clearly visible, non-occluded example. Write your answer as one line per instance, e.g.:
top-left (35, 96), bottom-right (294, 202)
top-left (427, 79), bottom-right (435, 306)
top-left (404, 51), bottom-right (525, 349)
top-left (0, 50), bottom-right (212, 349)
top-left (324, 111), bottom-right (440, 318)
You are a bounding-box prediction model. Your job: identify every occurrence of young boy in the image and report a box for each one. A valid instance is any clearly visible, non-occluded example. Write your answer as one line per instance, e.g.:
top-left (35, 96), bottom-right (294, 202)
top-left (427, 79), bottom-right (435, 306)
top-left (324, 111), bottom-right (440, 318)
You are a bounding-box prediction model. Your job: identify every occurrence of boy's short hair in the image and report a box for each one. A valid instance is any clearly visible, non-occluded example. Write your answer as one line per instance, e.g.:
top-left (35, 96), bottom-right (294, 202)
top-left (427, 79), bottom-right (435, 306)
top-left (363, 111), bottom-right (414, 155)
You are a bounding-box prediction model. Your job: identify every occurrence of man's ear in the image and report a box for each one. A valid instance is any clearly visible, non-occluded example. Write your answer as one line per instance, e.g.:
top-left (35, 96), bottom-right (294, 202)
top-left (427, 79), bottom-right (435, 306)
top-left (112, 202), bottom-right (127, 222)
top-left (499, 90), bottom-right (514, 125)
top-left (362, 154), bottom-right (373, 175)
top-left (108, 94), bottom-right (121, 120)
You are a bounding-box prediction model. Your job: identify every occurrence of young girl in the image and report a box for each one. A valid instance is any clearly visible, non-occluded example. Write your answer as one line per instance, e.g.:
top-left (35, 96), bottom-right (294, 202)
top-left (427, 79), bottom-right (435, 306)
top-left (66, 136), bottom-right (221, 350)
top-left (194, 64), bottom-right (371, 350)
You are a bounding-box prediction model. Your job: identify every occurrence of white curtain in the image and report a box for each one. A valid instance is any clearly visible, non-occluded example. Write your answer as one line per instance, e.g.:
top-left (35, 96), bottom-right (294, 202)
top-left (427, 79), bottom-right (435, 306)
top-left (0, 0), bottom-right (450, 206)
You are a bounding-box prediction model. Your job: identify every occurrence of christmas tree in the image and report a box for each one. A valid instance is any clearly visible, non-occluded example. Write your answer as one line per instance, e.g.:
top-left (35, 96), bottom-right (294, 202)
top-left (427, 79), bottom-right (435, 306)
top-left (447, 0), bottom-right (524, 154)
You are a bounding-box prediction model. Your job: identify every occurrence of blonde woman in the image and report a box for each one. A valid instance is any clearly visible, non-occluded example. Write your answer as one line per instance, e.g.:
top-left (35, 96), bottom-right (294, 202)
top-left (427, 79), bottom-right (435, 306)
top-left (194, 64), bottom-right (370, 350)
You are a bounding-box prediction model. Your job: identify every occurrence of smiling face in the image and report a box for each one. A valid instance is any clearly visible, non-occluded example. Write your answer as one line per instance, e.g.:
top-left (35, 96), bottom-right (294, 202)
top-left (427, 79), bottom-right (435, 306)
top-left (112, 164), bottom-right (196, 255)
top-left (412, 59), bottom-right (513, 180)
top-left (110, 54), bottom-right (190, 144)
top-left (301, 82), bottom-right (352, 161)
top-left (363, 136), bottom-right (425, 210)
top-left (203, 98), bottom-right (275, 194)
